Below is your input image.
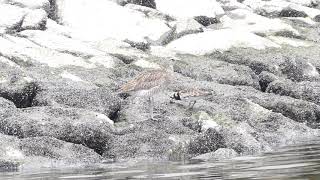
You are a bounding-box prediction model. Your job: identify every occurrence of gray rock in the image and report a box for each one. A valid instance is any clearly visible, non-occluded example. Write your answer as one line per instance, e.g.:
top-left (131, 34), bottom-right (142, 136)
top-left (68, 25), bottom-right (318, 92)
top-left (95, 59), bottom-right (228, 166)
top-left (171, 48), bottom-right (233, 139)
top-left (19, 136), bottom-right (102, 164)
top-left (194, 16), bottom-right (219, 26)
top-left (192, 148), bottom-right (238, 161)
top-left (174, 57), bottom-right (260, 89)
top-left (279, 8), bottom-right (308, 17)
top-left (33, 85), bottom-right (121, 120)
top-left (279, 56), bottom-right (319, 82)
top-left (21, 9), bottom-right (48, 30)
top-left (119, 0), bottom-right (156, 9)
top-left (171, 18), bottom-right (203, 39)
top-left (0, 4), bottom-right (26, 33)
top-left (188, 128), bottom-right (226, 155)
top-left (0, 133), bottom-right (21, 170)
top-left (8, 0), bottom-right (50, 12)
top-left (125, 3), bottom-right (173, 21)
top-left (0, 79), bottom-right (39, 108)
top-left (0, 106), bottom-right (114, 154)
top-left (258, 71), bottom-right (279, 92)
top-left (267, 79), bottom-right (320, 106)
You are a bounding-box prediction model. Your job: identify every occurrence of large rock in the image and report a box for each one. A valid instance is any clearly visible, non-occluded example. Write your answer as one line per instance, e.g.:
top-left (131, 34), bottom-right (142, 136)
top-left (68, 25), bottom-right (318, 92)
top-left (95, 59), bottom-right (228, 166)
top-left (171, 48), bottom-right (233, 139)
top-left (192, 148), bottom-right (239, 161)
top-left (243, 0), bottom-right (320, 18)
top-left (0, 106), bottom-right (114, 154)
top-left (121, 0), bottom-right (156, 9)
top-left (0, 4), bottom-right (26, 33)
top-left (0, 76), bottom-right (39, 108)
top-left (169, 18), bottom-right (203, 39)
top-left (53, 0), bottom-right (172, 42)
top-left (8, 0), bottom-right (50, 11)
top-left (19, 30), bottom-right (104, 57)
top-left (0, 134), bottom-right (22, 170)
top-left (166, 29), bottom-right (280, 55)
top-left (33, 85), bottom-right (122, 119)
top-left (219, 9), bottom-right (299, 36)
top-left (267, 80), bottom-right (320, 105)
top-left (173, 57), bottom-right (261, 89)
top-left (155, 0), bottom-right (224, 18)
top-left (19, 136), bottom-right (102, 164)
top-left (21, 9), bottom-right (48, 30)
top-left (0, 133), bottom-right (102, 169)
top-left (0, 35), bottom-right (97, 68)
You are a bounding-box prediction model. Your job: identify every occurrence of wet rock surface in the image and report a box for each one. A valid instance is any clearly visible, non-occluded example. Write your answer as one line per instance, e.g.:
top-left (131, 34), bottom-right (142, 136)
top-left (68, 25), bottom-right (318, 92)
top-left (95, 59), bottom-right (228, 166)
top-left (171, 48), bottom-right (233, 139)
top-left (0, 0), bottom-right (320, 168)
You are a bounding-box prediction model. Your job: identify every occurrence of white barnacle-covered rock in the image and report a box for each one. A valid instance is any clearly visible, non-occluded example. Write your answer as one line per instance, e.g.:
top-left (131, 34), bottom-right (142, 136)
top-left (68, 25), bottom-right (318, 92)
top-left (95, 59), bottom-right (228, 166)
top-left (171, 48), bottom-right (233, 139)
top-left (167, 29), bottom-right (280, 55)
top-left (221, 9), bottom-right (299, 36)
top-left (8, 0), bottom-right (50, 12)
top-left (133, 59), bottom-right (161, 69)
top-left (155, 0), bottom-right (225, 18)
top-left (21, 9), bottom-right (47, 30)
top-left (54, 0), bottom-right (172, 43)
top-left (170, 18), bottom-right (204, 38)
top-left (60, 71), bottom-right (84, 82)
top-left (88, 55), bottom-right (120, 68)
top-left (0, 4), bottom-right (26, 33)
top-left (20, 30), bottom-right (103, 56)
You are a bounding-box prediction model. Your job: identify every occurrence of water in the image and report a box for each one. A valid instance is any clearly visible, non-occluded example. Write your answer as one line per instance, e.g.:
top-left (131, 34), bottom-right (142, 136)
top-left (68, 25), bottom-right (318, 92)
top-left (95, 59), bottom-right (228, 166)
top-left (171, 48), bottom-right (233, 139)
top-left (1, 138), bottom-right (320, 180)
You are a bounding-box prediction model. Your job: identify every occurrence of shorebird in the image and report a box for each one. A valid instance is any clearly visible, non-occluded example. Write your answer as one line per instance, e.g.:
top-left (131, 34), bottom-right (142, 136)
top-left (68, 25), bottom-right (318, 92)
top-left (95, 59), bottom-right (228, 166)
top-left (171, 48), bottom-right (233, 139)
top-left (119, 59), bottom-right (175, 119)
top-left (171, 88), bottom-right (212, 109)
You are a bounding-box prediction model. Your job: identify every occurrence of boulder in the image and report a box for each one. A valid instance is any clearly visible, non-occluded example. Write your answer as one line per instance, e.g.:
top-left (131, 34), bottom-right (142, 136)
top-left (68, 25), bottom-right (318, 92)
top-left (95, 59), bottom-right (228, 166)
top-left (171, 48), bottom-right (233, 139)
top-left (279, 56), bottom-right (319, 82)
top-left (124, 4), bottom-right (172, 21)
top-left (194, 16), bottom-right (219, 26)
top-left (53, 0), bottom-right (172, 42)
top-left (220, 9), bottom-right (298, 36)
top-left (169, 18), bottom-right (203, 39)
top-left (19, 30), bottom-right (104, 57)
top-left (0, 77), bottom-right (39, 108)
top-left (19, 136), bottom-right (102, 164)
top-left (258, 71), bottom-right (279, 92)
top-left (33, 85), bottom-right (122, 119)
top-left (167, 29), bottom-right (280, 55)
top-left (0, 134), bottom-right (22, 170)
top-left (173, 57), bottom-right (261, 89)
top-left (0, 106), bottom-right (114, 154)
top-left (8, 0), bottom-right (50, 12)
top-left (188, 128), bottom-right (226, 155)
top-left (0, 4), bottom-right (26, 33)
top-left (122, 0), bottom-right (156, 9)
top-left (192, 148), bottom-right (238, 161)
top-left (155, 0), bottom-right (224, 19)
top-left (279, 7), bottom-right (308, 17)
top-left (21, 9), bottom-right (48, 30)
top-left (267, 80), bottom-right (320, 105)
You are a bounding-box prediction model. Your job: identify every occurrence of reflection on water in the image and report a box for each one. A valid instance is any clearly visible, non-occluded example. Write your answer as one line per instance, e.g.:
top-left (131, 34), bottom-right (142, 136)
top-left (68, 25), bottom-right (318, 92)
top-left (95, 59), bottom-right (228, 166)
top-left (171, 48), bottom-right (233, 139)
top-left (1, 138), bottom-right (320, 180)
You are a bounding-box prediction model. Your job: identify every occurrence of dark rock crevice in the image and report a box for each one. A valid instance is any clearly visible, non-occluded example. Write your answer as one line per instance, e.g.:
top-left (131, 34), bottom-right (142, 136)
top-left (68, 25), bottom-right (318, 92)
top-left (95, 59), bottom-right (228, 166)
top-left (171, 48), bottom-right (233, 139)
top-left (0, 82), bottom-right (40, 108)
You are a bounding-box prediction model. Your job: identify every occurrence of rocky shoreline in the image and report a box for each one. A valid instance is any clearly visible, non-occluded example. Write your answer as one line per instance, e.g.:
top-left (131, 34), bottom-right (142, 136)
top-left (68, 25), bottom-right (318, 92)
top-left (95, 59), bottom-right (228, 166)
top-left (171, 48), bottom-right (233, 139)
top-left (1, 0), bottom-right (320, 169)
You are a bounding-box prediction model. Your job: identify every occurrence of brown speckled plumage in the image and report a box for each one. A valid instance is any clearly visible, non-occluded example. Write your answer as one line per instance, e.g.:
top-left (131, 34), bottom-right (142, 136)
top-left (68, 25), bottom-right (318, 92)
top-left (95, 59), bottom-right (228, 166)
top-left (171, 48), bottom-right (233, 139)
top-left (120, 69), bottom-right (171, 96)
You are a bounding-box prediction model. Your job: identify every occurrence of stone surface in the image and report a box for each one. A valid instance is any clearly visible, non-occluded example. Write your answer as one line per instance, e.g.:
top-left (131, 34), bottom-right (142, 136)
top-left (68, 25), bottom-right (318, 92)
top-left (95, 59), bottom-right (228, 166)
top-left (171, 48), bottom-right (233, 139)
top-left (0, 106), bottom-right (114, 154)
top-left (0, 0), bottom-right (319, 166)
top-left (53, 0), bottom-right (172, 42)
top-left (21, 9), bottom-right (48, 30)
top-left (155, 0), bottom-right (224, 18)
top-left (167, 29), bottom-right (280, 55)
top-left (0, 4), bottom-right (26, 33)
top-left (192, 148), bottom-right (239, 160)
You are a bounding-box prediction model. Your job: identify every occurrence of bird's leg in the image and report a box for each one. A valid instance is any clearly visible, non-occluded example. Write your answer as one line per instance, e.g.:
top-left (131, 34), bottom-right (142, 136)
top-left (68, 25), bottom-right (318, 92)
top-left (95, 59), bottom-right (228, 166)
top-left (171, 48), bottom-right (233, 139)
top-left (149, 96), bottom-right (154, 120)
top-left (187, 100), bottom-right (197, 110)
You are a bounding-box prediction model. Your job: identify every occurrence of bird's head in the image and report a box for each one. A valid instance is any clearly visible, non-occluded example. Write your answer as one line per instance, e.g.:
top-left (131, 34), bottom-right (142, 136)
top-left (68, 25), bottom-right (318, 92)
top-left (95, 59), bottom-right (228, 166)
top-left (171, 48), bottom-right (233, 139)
top-left (171, 91), bottom-right (181, 100)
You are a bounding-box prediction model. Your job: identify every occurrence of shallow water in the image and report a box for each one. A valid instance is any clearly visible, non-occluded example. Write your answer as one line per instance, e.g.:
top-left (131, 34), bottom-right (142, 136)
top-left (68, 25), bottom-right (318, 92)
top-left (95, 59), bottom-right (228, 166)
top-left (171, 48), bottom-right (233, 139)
top-left (1, 138), bottom-right (320, 180)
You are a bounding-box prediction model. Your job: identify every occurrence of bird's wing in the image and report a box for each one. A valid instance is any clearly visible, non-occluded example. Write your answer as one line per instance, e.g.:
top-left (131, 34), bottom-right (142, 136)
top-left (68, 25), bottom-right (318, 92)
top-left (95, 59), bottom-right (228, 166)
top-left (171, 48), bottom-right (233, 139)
top-left (120, 70), bottom-right (168, 93)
